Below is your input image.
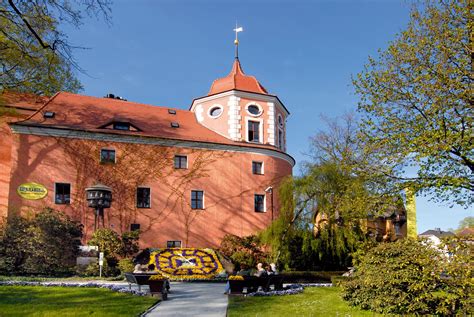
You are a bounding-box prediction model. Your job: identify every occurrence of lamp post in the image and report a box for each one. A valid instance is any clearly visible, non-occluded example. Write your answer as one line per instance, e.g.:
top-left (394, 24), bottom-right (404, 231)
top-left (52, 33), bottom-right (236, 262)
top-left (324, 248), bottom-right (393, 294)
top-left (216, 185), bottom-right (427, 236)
top-left (85, 184), bottom-right (112, 231)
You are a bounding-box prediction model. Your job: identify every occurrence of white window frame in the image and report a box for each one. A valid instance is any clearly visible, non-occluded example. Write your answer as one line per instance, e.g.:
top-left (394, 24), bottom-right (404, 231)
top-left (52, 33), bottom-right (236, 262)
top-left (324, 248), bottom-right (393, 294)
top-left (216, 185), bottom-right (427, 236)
top-left (245, 102), bottom-right (263, 117)
top-left (245, 117), bottom-right (264, 143)
top-left (254, 193), bottom-right (266, 213)
top-left (54, 182), bottom-right (71, 205)
top-left (252, 161), bottom-right (264, 175)
top-left (166, 240), bottom-right (183, 248)
top-left (207, 104), bottom-right (224, 119)
top-left (136, 186), bottom-right (151, 209)
top-left (100, 148), bottom-right (116, 163)
top-left (174, 154), bottom-right (188, 169)
top-left (191, 189), bottom-right (205, 210)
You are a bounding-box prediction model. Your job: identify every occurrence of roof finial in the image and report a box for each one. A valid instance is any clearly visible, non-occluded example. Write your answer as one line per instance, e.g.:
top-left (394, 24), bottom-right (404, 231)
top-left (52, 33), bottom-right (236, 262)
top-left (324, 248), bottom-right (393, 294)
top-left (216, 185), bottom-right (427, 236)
top-left (233, 23), bottom-right (243, 59)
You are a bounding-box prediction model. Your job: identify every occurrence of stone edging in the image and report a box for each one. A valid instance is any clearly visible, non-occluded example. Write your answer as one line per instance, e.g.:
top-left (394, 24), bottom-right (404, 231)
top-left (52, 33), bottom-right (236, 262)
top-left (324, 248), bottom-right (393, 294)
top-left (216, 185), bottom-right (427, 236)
top-left (0, 281), bottom-right (148, 296)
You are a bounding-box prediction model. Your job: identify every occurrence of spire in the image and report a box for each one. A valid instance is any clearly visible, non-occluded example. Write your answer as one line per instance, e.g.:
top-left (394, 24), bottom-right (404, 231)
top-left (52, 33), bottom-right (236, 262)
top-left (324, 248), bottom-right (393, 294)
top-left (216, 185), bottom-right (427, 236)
top-left (208, 58), bottom-right (268, 95)
top-left (233, 24), bottom-right (243, 59)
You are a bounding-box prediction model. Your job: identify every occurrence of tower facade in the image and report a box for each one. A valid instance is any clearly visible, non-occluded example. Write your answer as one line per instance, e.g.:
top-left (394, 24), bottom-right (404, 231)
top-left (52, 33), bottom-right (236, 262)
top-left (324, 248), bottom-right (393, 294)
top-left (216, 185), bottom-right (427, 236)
top-left (190, 58), bottom-right (289, 152)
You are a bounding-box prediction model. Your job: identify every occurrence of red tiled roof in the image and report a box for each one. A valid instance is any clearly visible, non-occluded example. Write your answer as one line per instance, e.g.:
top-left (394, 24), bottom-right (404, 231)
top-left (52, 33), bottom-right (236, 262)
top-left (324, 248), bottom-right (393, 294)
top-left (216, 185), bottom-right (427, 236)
top-left (0, 91), bottom-right (49, 111)
top-left (14, 92), bottom-right (284, 153)
top-left (208, 59), bottom-right (268, 95)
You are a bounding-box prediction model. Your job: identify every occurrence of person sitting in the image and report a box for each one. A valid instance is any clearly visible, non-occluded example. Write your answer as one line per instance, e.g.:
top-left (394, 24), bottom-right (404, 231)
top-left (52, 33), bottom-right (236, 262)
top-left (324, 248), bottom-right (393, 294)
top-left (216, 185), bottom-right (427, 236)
top-left (265, 264), bottom-right (275, 275)
top-left (237, 264), bottom-right (251, 276)
top-left (254, 263), bottom-right (267, 277)
top-left (133, 263), bottom-right (146, 273)
top-left (270, 263), bottom-right (279, 275)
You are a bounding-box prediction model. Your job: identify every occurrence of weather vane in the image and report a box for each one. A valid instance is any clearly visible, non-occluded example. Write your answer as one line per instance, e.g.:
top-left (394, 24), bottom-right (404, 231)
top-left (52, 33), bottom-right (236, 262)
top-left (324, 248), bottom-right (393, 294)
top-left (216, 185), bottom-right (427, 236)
top-left (233, 23), bottom-right (243, 59)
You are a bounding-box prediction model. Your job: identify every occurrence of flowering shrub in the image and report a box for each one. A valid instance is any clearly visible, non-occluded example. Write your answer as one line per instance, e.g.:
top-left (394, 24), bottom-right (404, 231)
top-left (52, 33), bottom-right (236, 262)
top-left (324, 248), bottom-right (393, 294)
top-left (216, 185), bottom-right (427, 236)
top-left (228, 275), bottom-right (244, 281)
top-left (149, 274), bottom-right (165, 281)
top-left (149, 248), bottom-right (224, 280)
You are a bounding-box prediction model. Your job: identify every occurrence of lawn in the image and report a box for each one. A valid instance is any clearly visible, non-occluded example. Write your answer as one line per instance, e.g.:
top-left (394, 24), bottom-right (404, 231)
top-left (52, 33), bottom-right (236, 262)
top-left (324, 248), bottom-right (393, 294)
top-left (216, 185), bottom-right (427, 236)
top-left (0, 286), bottom-right (158, 317)
top-left (227, 287), bottom-right (381, 317)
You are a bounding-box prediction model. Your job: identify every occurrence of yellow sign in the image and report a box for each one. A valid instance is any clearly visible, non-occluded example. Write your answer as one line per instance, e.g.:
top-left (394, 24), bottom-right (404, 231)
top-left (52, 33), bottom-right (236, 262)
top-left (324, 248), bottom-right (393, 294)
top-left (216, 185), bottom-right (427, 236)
top-left (17, 182), bottom-right (48, 200)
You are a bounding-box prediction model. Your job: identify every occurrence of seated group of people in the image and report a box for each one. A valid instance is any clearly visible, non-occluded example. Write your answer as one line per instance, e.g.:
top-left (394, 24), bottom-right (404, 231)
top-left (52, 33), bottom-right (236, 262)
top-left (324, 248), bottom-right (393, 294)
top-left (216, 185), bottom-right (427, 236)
top-left (133, 263), bottom-right (157, 273)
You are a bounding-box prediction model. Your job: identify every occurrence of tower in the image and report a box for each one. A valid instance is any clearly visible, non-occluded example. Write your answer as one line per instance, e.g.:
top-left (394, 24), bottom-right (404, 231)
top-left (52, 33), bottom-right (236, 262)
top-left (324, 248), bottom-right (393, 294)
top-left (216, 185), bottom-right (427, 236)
top-left (190, 58), bottom-right (289, 152)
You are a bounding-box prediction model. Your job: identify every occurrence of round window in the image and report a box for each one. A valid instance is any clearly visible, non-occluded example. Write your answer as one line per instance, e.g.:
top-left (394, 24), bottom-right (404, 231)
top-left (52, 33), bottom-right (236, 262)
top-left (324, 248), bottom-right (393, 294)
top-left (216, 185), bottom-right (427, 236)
top-left (209, 106), bottom-right (222, 118)
top-left (247, 105), bottom-right (261, 116)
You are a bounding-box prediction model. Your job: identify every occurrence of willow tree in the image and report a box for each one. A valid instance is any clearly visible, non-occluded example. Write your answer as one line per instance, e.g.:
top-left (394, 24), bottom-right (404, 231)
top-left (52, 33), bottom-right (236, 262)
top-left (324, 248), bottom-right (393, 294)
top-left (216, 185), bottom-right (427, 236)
top-left (354, 0), bottom-right (473, 207)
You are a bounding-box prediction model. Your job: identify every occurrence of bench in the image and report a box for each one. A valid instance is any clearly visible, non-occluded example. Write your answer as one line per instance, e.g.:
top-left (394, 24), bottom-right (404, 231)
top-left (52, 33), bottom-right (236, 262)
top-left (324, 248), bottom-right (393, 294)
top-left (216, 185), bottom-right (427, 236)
top-left (124, 273), bottom-right (170, 299)
top-left (228, 275), bottom-right (285, 294)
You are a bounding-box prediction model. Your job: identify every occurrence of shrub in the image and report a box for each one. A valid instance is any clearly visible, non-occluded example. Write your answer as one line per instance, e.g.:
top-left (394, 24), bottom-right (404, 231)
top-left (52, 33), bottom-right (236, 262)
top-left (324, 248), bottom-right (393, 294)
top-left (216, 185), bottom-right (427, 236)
top-left (0, 208), bottom-right (83, 276)
top-left (342, 238), bottom-right (472, 316)
top-left (219, 234), bottom-right (268, 270)
top-left (87, 229), bottom-right (140, 277)
top-left (118, 258), bottom-right (135, 275)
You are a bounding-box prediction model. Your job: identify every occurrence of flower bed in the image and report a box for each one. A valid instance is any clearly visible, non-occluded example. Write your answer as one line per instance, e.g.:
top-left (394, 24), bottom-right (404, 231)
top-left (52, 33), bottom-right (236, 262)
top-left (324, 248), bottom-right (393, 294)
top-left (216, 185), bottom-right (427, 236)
top-left (0, 281), bottom-right (148, 296)
top-left (149, 248), bottom-right (224, 280)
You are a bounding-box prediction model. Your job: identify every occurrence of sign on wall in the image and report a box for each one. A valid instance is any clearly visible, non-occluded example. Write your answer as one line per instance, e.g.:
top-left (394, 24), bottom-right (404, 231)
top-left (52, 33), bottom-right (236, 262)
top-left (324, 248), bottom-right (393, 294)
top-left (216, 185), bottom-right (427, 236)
top-left (17, 182), bottom-right (48, 200)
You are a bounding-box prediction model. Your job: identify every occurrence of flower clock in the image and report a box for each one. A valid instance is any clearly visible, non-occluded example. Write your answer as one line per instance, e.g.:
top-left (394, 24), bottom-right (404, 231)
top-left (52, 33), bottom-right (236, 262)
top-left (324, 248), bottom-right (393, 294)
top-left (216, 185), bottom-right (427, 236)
top-left (149, 248), bottom-right (224, 280)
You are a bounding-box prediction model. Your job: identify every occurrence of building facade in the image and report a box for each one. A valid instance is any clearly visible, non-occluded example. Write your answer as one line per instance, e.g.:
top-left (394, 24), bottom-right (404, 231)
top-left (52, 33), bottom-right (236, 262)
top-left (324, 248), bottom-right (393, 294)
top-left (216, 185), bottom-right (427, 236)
top-left (0, 58), bottom-right (294, 248)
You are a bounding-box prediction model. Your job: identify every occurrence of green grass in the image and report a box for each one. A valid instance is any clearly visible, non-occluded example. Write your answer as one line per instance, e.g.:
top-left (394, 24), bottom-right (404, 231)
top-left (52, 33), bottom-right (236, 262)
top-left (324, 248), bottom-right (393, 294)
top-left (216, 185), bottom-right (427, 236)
top-left (0, 286), bottom-right (158, 317)
top-left (228, 287), bottom-right (381, 317)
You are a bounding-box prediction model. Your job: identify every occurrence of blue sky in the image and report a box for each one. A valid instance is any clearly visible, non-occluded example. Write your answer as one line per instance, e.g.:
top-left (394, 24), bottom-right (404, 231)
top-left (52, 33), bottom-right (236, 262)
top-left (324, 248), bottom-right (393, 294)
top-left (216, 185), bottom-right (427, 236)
top-left (65, 0), bottom-right (472, 233)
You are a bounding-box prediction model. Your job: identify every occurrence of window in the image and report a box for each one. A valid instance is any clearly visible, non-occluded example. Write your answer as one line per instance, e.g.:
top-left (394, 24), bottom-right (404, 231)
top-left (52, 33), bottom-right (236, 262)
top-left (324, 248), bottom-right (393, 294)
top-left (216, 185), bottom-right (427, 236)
top-left (130, 223), bottom-right (140, 231)
top-left (254, 194), bottom-right (265, 212)
top-left (170, 122), bottom-right (180, 128)
top-left (167, 240), bottom-right (182, 248)
top-left (113, 122), bottom-right (130, 130)
top-left (278, 129), bottom-right (284, 149)
top-left (248, 121), bottom-right (260, 143)
top-left (168, 109), bottom-right (176, 115)
top-left (174, 155), bottom-right (187, 169)
top-left (191, 190), bottom-right (204, 209)
top-left (247, 104), bottom-right (262, 116)
top-left (55, 183), bottom-right (71, 204)
top-left (136, 187), bottom-right (151, 208)
top-left (278, 114), bottom-right (284, 127)
top-left (252, 161), bottom-right (263, 175)
top-left (209, 106), bottom-right (223, 118)
top-left (100, 149), bottom-right (116, 163)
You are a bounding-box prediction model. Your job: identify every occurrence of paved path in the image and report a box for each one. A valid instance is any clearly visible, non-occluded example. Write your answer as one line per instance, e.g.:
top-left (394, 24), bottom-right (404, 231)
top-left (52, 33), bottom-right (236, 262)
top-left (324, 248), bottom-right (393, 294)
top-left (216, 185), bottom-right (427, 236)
top-left (144, 282), bottom-right (228, 317)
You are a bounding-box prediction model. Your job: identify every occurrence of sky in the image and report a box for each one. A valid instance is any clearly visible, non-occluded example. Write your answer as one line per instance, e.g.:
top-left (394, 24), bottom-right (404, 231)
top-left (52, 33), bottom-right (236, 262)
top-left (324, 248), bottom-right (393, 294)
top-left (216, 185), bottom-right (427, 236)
top-left (63, 0), bottom-right (472, 233)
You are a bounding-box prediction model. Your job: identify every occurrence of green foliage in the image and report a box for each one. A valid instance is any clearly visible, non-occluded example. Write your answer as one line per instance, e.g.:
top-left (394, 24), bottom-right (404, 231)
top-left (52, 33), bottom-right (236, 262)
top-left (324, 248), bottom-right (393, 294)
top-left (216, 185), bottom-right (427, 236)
top-left (457, 216), bottom-right (474, 231)
top-left (342, 238), bottom-right (473, 315)
top-left (219, 234), bottom-right (268, 269)
top-left (88, 228), bottom-right (122, 258)
top-left (119, 230), bottom-right (140, 258)
top-left (118, 258), bottom-right (134, 275)
top-left (353, 0), bottom-right (473, 206)
top-left (87, 228), bottom-right (140, 277)
top-left (0, 3), bottom-right (82, 95)
top-left (0, 208), bottom-right (83, 275)
top-left (262, 162), bottom-right (371, 270)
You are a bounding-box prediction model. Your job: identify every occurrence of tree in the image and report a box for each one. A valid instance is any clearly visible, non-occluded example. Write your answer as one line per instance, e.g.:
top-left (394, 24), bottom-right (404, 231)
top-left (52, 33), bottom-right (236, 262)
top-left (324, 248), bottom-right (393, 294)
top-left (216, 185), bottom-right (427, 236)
top-left (1, 0), bottom-right (111, 95)
top-left (0, 208), bottom-right (83, 275)
top-left (457, 216), bottom-right (474, 230)
top-left (262, 115), bottom-right (402, 269)
top-left (353, 0), bottom-right (473, 207)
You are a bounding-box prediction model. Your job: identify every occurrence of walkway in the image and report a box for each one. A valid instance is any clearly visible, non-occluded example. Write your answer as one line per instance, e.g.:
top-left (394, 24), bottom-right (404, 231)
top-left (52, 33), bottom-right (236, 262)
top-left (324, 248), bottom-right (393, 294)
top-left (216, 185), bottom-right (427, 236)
top-left (144, 282), bottom-right (228, 317)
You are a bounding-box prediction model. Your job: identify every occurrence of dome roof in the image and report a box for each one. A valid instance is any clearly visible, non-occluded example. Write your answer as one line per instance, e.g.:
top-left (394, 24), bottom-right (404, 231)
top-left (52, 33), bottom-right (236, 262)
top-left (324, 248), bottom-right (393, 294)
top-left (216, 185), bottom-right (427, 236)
top-left (208, 59), bottom-right (268, 95)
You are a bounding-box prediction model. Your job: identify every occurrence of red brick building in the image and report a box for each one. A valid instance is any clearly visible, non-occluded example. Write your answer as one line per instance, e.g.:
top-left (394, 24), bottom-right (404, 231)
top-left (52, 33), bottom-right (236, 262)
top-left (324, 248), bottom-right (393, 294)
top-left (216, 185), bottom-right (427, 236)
top-left (0, 58), bottom-right (294, 248)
